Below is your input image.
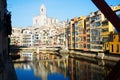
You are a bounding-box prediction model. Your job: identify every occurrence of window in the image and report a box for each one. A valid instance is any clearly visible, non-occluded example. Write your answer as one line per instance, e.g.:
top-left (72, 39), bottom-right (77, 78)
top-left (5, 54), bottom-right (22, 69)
top-left (111, 44), bottom-right (114, 52)
top-left (79, 44), bottom-right (82, 48)
top-left (102, 28), bottom-right (108, 32)
top-left (72, 32), bottom-right (74, 36)
top-left (75, 44), bottom-right (78, 48)
top-left (95, 22), bottom-right (101, 27)
top-left (75, 37), bottom-right (78, 42)
top-left (98, 46), bottom-right (102, 49)
top-left (113, 35), bottom-right (116, 39)
top-left (87, 39), bottom-right (90, 42)
top-left (102, 37), bottom-right (108, 42)
top-left (84, 44), bottom-right (86, 48)
top-left (78, 21), bottom-right (82, 25)
top-left (102, 20), bottom-right (108, 26)
top-left (72, 44), bottom-right (75, 48)
top-left (87, 44), bottom-right (90, 49)
top-left (75, 21), bottom-right (78, 26)
top-left (96, 15), bottom-right (101, 20)
top-left (84, 37), bottom-right (86, 41)
top-left (86, 24), bottom-right (90, 27)
top-left (116, 44), bottom-right (119, 52)
top-left (75, 27), bottom-right (78, 30)
top-left (79, 26), bottom-right (83, 30)
top-left (79, 37), bottom-right (82, 41)
top-left (72, 37), bottom-right (75, 42)
top-left (86, 17), bottom-right (89, 22)
top-left (75, 31), bottom-right (78, 35)
top-left (91, 16), bottom-right (96, 21)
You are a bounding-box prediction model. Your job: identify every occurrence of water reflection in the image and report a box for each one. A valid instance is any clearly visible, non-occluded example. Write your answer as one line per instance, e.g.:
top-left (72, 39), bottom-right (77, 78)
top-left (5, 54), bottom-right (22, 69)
top-left (15, 63), bottom-right (40, 80)
top-left (14, 56), bottom-right (69, 80)
top-left (68, 57), bottom-right (116, 80)
top-left (14, 55), bottom-right (117, 80)
top-left (33, 59), bottom-right (69, 80)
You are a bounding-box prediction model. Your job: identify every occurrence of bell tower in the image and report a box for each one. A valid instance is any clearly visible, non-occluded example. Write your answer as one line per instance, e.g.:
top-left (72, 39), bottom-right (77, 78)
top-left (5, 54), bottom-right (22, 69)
top-left (40, 4), bottom-right (46, 16)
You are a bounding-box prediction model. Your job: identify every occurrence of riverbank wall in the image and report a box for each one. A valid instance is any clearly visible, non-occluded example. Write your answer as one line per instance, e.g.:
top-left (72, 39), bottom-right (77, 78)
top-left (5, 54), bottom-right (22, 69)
top-left (59, 49), bottom-right (120, 62)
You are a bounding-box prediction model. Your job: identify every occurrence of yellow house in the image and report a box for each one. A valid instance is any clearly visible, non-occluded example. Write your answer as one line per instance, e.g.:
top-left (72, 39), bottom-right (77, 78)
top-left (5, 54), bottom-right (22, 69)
top-left (77, 16), bottom-right (86, 51)
top-left (103, 33), bottom-right (120, 54)
top-left (111, 5), bottom-right (120, 11)
top-left (102, 5), bottom-right (120, 54)
top-left (101, 20), bottom-right (115, 43)
top-left (68, 17), bottom-right (77, 50)
top-left (102, 5), bottom-right (120, 41)
top-left (85, 16), bottom-right (90, 51)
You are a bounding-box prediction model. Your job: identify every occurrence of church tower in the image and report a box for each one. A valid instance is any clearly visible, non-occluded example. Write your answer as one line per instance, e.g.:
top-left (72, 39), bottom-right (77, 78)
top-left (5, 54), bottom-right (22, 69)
top-left (40, 4), bottom-right (46, 16)
top-left (33, 3), bottom-right (58, 27)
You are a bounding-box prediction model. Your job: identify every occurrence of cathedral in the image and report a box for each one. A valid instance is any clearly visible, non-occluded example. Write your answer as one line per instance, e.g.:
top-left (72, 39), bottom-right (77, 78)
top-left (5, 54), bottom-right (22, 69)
top-left (33, 4), bottom-right (58, 27)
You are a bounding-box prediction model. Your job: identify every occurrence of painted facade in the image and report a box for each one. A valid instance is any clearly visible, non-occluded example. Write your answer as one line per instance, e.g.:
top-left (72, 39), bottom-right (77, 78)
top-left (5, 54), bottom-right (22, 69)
top-left (102, 5), bottom-right (120, 54)
top-left (90, 11), bottom-right (103, 52)
top-left (85, 16), bottom-right (91, 51)
top-left (10, 4), bottom-right (120, 54)
top-left (78, 16), bottom-right (86, 51)
top-left (103, 33), bottom-right (120, 54)
top-left (22, 29), bottom-right (34, 46)
top-left (68, 17), bottom-right (77, 50)
top-left (10, 28), bottom-right (22, 46)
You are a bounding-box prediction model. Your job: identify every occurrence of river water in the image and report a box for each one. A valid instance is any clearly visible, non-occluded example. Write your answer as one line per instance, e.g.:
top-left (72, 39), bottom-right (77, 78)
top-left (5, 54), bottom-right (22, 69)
top-left (14, 55), bottom-right (117, 80)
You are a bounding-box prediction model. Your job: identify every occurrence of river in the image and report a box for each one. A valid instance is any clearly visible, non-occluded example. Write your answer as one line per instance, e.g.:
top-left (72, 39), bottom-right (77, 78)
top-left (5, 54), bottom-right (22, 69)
top-left (13, 54), bottom-right (117, 80)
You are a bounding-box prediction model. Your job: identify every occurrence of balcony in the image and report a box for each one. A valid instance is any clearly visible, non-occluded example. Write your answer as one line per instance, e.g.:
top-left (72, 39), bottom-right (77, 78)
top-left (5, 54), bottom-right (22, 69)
top-left (102, 25), bottom-right (109, 28)
top-left (101, 32), bottom-right (110, 36)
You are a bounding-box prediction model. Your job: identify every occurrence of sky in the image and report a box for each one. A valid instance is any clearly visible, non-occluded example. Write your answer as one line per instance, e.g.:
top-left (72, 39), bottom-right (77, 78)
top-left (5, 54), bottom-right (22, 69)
top-left (7, 0), bottom-right (120, 27)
